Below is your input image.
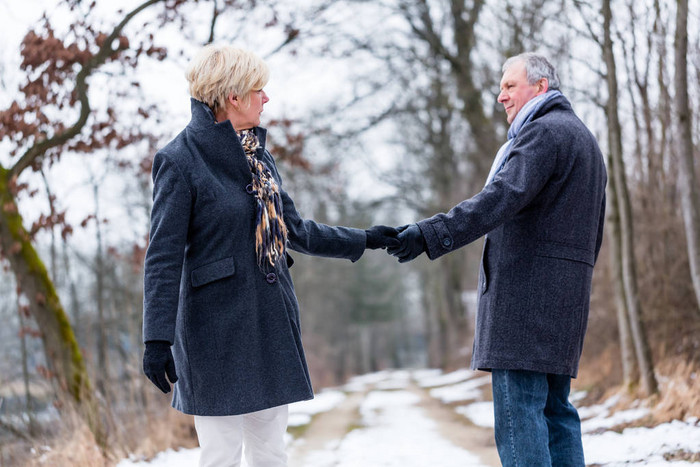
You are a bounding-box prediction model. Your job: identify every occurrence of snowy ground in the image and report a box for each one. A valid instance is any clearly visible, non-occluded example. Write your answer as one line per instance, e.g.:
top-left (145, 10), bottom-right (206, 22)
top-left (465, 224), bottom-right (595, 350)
top-left (118, 369), bottom-right (700, 467)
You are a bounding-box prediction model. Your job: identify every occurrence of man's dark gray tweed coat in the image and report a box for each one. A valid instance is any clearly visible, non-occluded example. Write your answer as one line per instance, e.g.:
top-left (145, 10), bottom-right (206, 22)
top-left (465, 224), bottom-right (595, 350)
top-left (143, 99), bottom-right (366, 416)
top-left (417, 95), bottom-right (607, 378)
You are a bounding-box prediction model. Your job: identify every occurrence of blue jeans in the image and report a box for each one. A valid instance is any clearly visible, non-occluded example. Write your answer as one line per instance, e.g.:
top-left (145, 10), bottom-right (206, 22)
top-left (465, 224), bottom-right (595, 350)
top-left (491, 369), bottom-right (584, 467)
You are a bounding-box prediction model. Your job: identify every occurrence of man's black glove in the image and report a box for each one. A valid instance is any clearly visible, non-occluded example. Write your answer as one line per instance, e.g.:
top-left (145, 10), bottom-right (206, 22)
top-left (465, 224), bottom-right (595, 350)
top-left (143, 340), bottom-right (178, 394)
top-left (387, 223), bottom-right (426, 263)
top-left (365, 225), bottom-right (401, 250)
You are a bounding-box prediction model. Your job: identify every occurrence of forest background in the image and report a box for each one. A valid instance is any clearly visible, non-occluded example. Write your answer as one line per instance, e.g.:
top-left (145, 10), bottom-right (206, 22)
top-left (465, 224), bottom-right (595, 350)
top-left (0, 0), bottom-right (699, 465)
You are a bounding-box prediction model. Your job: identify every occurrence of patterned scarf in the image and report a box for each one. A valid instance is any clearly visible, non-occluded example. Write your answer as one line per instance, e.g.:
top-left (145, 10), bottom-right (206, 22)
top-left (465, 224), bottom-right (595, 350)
top-left (238, 130), bottom-right (288, 269)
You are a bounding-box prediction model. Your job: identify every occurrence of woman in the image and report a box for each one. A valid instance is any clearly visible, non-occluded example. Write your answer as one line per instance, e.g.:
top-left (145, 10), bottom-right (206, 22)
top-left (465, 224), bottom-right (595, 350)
top-left (142, 45), bottom-right (398, 467)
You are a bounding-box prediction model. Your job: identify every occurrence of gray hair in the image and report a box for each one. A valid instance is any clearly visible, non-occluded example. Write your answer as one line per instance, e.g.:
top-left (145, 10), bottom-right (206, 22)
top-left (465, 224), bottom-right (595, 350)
top-left (502, 53), bottom-right (560, 91)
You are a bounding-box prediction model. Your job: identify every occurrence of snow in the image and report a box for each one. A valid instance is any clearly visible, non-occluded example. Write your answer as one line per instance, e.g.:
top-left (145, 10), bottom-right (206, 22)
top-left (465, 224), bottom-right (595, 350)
top-left (341, 369), bottom-right (398, 392)
top-left (583, 418), bottom-right (700, 465)
top-left (375, 369), bottom-right (412, 390)
top-left (120, 448), bottom-right (201, 467)
top-left (298, 390), bottom-right (487, 467)
top-left (581, 407), bottom-right (651, 432)
top-left (429, 375), bottom-right (492, 403)
top-left (414, 368), bottom-right (477, 388)
top-left (118, 369), bottom-right (700, 467)
top-left (577, 393), bottom-right (622, 420)
top-left (287, 390), bottom-right (346, 427)
top-left (456, 401), bottom-right (495, 428)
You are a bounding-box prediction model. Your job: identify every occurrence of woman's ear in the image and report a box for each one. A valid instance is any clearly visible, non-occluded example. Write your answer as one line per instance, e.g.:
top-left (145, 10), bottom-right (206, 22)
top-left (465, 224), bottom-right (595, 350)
top-left (227, 93), bottom-right (239, 110)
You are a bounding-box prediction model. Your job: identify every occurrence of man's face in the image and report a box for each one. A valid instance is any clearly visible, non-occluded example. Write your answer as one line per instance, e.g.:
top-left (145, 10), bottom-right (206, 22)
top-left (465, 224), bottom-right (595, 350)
top-left (497, 61), bottom-right (545, 124)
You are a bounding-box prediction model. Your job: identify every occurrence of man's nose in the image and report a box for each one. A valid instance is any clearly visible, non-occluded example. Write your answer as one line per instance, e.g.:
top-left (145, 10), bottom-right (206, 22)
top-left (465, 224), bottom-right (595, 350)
top-left (497, 91), bottom-right (507, 103)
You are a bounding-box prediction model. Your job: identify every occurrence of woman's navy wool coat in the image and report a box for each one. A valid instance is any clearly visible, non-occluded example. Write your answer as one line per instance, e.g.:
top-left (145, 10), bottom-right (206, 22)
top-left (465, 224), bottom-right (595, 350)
top-left (143, 99), bottom-right (366, 416)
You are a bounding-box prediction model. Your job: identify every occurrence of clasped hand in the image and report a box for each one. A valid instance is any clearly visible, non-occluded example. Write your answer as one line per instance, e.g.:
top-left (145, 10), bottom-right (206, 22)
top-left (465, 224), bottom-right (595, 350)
top-left (366, 223), bottom-right (426, 263)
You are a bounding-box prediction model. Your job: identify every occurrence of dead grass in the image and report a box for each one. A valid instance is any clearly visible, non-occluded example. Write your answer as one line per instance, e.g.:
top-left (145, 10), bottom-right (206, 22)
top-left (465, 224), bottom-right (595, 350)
top-left (576, 351), bottom-right (700, 428)
top-left (120, 410), bottom-right (197, 463)
top-left (573, 345), bottom-right (623, 402)
top-left (652, 357), bottom-right (700, 423)
top-left (22, 424), bottom-right (106, 467)
top-left (1, 401), bottom-right (198, 467)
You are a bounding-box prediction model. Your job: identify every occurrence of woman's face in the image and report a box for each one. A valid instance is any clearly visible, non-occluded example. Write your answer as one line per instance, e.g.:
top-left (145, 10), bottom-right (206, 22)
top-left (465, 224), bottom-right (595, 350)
top-left (233, 89), bottom-right (269, 130)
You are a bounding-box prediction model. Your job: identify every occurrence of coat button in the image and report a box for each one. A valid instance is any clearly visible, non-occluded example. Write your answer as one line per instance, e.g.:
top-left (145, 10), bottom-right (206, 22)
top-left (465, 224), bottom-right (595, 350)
top-left (245, 184), bottom-right (255, 194)
top-left (266, 273), bottom-right (277, 284)
top-left (442, 238), bottom-right (453, 248)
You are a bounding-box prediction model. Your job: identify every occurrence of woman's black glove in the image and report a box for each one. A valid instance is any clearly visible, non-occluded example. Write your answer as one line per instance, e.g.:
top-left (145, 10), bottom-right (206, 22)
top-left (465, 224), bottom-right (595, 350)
top-left (143, 340), bottom-right (178, 394)
top-left (365, 225), bottom-right (401, 250)
top-left (387, 224), bottom-right (426, 263)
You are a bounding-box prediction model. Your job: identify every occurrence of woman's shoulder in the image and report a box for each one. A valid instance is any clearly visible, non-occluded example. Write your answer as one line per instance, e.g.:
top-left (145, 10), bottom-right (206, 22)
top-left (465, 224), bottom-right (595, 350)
top-left (155, 129), bottom-right (196, 165)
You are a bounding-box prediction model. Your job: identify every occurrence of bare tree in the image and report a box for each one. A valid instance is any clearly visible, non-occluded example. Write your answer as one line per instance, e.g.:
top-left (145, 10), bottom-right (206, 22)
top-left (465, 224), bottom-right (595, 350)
top-left (0, 0), bottom-right (177, 445)
top-left (601, 0), bottom-right (658, 396)
top-left (674, 0), bottom-right (700, 315)
top-left (606, 168), bottom-right (638, 388)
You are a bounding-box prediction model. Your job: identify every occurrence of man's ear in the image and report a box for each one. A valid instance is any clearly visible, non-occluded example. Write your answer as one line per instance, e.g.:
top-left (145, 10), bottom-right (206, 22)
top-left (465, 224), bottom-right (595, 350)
top-left (537, 78), bottom-right (549, 95)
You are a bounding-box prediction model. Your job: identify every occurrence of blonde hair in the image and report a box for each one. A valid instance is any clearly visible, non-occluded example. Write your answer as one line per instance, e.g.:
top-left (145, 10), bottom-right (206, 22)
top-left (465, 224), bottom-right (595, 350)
top-left (185, 45), bottom-right (270, 115)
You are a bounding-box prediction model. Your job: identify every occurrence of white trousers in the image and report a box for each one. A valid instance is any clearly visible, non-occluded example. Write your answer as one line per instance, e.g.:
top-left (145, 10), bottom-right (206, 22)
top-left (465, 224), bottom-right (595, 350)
top-left (194, 405), bottom-right (288, 467)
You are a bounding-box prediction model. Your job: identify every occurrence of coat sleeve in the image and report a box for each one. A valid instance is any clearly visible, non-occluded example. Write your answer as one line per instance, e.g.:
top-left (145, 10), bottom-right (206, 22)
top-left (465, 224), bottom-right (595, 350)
top-left (416, 122), bottom-right (558, 260)
top-left (259, 149), bottom-right (366, 261)
top-left (143, 152), bottom-right (192, 344)
top-left (280, 187), bottom-right (367, 262)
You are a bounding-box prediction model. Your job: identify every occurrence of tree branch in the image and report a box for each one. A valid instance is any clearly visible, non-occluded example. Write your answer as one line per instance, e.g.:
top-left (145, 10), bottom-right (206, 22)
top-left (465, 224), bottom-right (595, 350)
top-left (206, 0), bottom-right (219, 44)
top-left (566, 0), bottom-right (603, 47)
top-left (399, 0), bottom-right (462, 73)
top-left (9, 0), bottom-right (166, 179)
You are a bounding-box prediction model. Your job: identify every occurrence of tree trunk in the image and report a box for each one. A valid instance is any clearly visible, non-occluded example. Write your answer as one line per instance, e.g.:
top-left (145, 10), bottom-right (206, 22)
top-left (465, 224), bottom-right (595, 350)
top-left (674, 0), bottom-right (700, 315)
top-left (605, 152), bottom-right (638, 389)
top-left (420, 267), bottom-right (442, 368)
top-left (39, 170), bottom-right (58, 282)
top-left (0, 169), bottom-right (106, 444)
top-left (441, 253), bottom-right (470, 369)
top-left (448, 0), bottom-right (500, 180)
top-left (93, 182), bottom-right (109, 396)
top-left (601, 0), bottom-right (658, 396)
top-left (17, 296), bottom-right (37, 436)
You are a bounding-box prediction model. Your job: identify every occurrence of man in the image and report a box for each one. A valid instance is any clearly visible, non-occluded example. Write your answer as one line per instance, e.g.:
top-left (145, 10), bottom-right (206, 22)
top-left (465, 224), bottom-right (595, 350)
top-left (388, 53), bottom-right (606, 466)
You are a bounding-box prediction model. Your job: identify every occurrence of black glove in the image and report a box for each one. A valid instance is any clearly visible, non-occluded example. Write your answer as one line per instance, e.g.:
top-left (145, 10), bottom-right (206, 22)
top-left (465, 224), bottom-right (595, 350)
top-left (365, 225), bottom-right (401, 250)
top-left (387, 223), bottom-right (426, 263)
top-left (143, 340), bottom-right (178, 394)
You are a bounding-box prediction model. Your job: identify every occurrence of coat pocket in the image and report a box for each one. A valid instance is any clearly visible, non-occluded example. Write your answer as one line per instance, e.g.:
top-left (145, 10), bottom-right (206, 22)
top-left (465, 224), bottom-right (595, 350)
top-left (191, 256), bottom-right (235, 288)
top-left (535, 241), bottom-right (595, 267)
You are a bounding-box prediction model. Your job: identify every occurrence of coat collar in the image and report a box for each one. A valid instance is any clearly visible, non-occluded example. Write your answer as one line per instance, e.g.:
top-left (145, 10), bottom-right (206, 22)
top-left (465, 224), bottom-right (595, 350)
top-left (187, 98), bottom-right (268, 149)
top-left (532, 93), bottom-right (572, 120)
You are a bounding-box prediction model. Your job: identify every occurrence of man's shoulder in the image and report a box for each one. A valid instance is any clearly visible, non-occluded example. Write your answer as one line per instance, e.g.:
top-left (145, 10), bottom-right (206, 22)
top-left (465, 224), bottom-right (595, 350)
top-left (537, 104), bottom-right (580, 126)
top-left (531, 106), bottom-right (593, 141)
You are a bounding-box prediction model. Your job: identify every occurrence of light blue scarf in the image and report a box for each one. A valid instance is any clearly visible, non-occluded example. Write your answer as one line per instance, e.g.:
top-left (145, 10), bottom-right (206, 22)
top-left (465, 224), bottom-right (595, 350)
top-left (485, 90), bottom-right (562, 186)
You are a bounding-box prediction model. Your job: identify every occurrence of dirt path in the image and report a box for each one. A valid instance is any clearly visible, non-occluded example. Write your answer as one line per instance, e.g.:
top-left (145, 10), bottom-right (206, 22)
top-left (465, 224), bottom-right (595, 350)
top-left (410, 384), bottom-right (500, 467)
top-left (288, 381), bottom-right (500, 466)
top-left (287, 391), bottom-right (365, 467)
